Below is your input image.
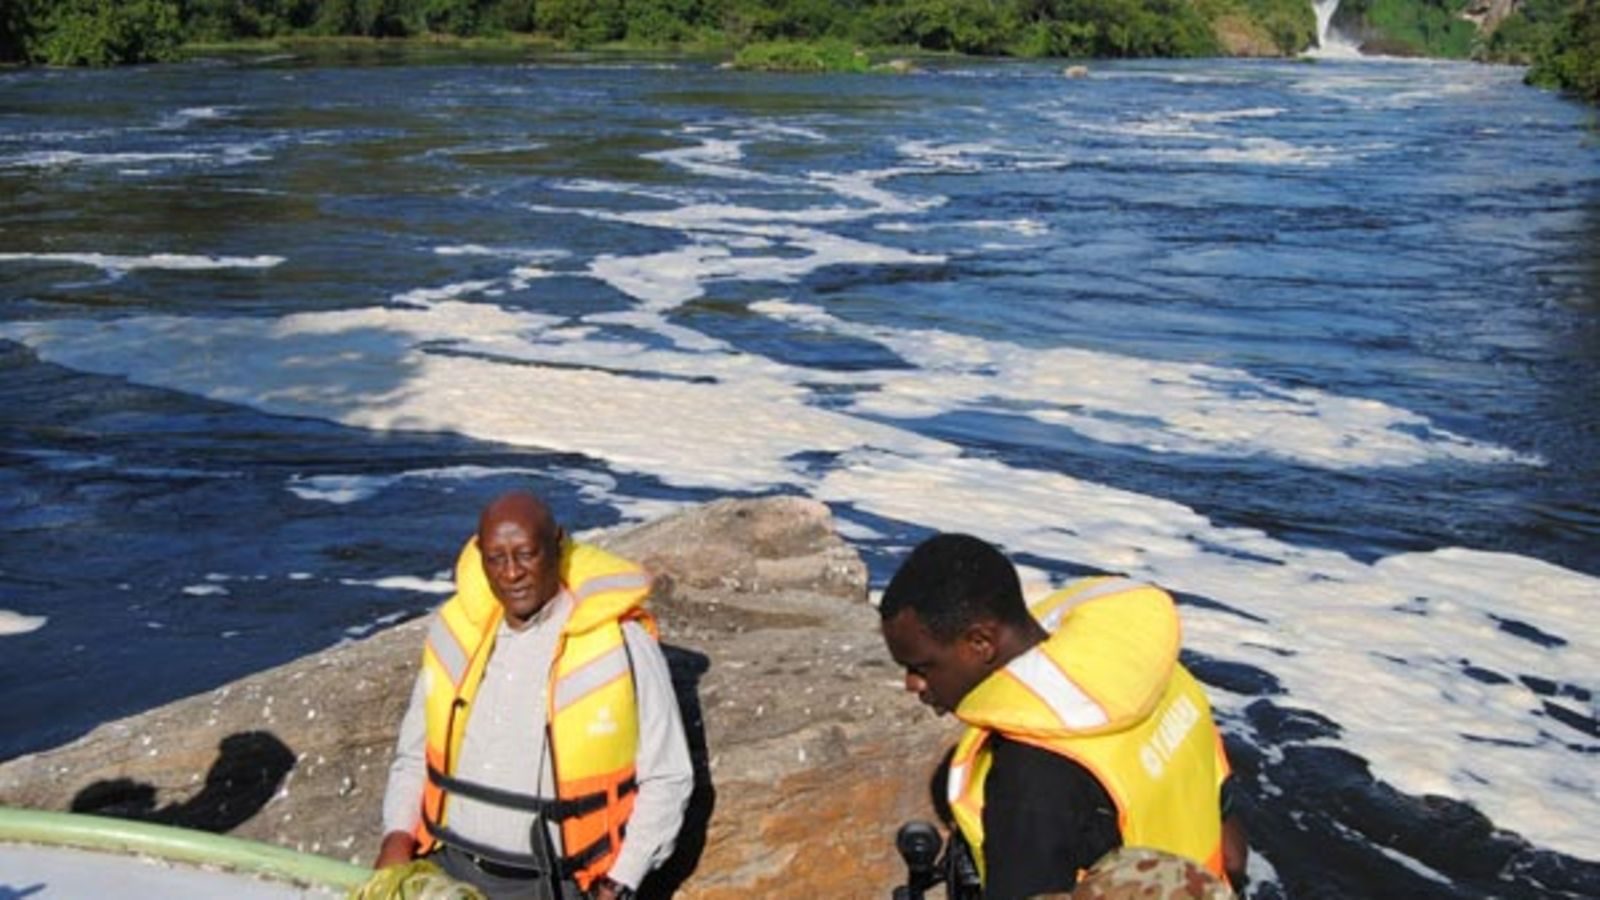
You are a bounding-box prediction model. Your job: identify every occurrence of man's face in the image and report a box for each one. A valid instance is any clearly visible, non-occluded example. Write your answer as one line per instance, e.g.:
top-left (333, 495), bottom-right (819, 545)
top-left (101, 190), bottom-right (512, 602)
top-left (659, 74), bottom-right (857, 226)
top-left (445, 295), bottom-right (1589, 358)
top-left (479, 512), bottom-right (561, 629)
top-left (881, 607), bottom-right (988, 715)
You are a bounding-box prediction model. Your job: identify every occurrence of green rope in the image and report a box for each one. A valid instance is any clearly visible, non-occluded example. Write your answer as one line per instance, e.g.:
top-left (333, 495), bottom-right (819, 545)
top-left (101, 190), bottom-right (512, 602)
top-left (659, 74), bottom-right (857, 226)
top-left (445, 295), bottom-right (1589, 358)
top-left (0, 805), bottom-right (369, 890)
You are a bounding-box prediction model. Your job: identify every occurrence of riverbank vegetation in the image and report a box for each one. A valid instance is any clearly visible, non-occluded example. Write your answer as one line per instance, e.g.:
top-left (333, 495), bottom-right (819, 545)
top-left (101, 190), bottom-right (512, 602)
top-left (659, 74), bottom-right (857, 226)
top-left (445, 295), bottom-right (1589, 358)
top-left (1506, 0), bottom-right (1600, 100)
top-left (0, 0), bottom-right (1594, 102)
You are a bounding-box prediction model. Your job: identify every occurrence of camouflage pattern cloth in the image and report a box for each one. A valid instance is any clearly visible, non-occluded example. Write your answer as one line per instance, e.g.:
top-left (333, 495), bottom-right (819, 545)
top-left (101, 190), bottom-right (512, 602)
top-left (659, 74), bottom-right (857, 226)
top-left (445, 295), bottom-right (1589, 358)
top-left (1065, 847), bottom-right (1236, 900)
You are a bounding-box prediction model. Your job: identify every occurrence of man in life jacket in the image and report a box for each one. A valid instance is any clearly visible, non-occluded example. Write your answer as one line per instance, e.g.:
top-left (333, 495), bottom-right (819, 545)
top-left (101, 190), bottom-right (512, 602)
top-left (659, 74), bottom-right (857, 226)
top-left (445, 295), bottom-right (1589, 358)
top-left (374, 491), bottom-right (693, 900)
top-left (879, 533), bottom-right (1247, 899)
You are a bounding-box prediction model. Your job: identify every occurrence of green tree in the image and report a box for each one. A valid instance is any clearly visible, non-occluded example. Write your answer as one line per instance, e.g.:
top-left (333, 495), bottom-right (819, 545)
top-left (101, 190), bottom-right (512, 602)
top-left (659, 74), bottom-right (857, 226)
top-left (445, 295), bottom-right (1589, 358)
top-left (1337, 0), bottom-right (1477, 56)
top-left (625, 0), bottom-right (720, 44)
top-left (1528, 0), bottom-right (1600, 100)
top-left (309, 0), bottom-right (415, 35)
top-left (1, 0), bottom-right (37, 62)
top-left (861, 0), bottom-right (1016, 54)
top-left (474, 0), bottom-right (534, 31)
top-left (536, 0), bottom-right (625, 45)
top-left (420, 0), bottom-right (486, 35)
top-left (33, 0), bottom-right (183, 65)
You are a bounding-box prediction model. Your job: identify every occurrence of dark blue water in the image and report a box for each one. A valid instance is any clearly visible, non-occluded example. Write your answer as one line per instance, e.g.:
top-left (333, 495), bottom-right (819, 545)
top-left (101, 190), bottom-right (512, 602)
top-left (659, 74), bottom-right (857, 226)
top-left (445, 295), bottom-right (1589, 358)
top-left (1, 52), bottom-right (1597, 896)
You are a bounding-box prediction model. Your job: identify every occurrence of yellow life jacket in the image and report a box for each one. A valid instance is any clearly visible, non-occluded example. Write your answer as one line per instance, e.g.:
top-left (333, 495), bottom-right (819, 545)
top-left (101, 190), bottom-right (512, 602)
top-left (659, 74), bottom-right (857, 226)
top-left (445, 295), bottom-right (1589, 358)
top-left (413, 536), bottom-right (656, 890)
top-left (946, 577), bottom-right (1231, 885)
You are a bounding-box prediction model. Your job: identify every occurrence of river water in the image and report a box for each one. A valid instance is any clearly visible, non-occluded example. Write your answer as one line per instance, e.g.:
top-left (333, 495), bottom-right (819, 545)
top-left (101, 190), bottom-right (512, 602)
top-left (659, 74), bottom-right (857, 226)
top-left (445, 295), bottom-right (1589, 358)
top-left (1, 51), bottom-right (1596, 897)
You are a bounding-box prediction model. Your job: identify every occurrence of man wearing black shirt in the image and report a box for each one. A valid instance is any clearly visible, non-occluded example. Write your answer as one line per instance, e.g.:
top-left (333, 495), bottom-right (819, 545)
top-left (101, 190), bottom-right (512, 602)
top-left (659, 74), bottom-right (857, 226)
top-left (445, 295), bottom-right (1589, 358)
top-left (984, 736), bottom-right (1122, 898)
top-left (880, 533), bottom-right (1246, 898)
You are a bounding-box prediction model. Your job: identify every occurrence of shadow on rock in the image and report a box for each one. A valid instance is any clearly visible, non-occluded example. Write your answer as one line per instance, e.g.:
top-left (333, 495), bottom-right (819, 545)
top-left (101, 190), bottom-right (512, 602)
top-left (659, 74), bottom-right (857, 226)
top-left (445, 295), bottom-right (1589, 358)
top-left (69, 730), bottom-right (294, 833)
top-left (641, 644), bottom-right (714, 900)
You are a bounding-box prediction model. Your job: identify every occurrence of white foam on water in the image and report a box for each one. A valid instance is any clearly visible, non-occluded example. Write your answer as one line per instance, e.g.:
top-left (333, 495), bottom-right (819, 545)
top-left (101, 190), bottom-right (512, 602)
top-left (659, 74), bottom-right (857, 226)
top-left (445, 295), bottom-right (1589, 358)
top-left (897, 139), bottom-right (1071, 173)
top-left (588, 227), bottom-right (941, 310)
top-left (3, 127), bottom-right (123, 144)
top-left (0, 302), bottom-right (949, 491)
top-left (1182, 107), bottom-right (1288, 124)
top-left (428, 140), bottom-right (547, 160)
top-left (1287, 62), bottom-right (1526, 111)
top-left (520, 132), bottom-right (958, 310)
top-left (340, 575), bottom-right (455, 595)
top-left (1372, 843), bottom-right (1455, 885)
top-left (753, 300), bottom-right (1533, 470)
top-left (13, 446), bottom-right (237, 481)
top-left (544, 465), bottom-right (687, 525)
top-left (288, 464), bottom-right (566, 505)
top-left (877, 218), bottom-right (1049, 238)
top-left (158, 106), bottom-right (235, 129)
top-left (0, 140), bottom-right (270, 171)
top-left (434, 245), bottom-right (567, 263)
top-left (0, 252), bottom-right (284, 274)
top-left (1107, 107), bottom-right (1289, 141)
top-left (1180, 137), bottom-right (1343, 167)
top-left (1051, 109), bottom-right (1348, 168)
top-left (13, 448), bottom-right (115, 471)
top-left (0, 150), bottom-right (208, 169)
top-left (391, 279), bottom-right (501, 308)
top-left (180, 584), bottom-right (229, 597)
top-left (0, 609), bottom-right (48, 636)
top-left (287, 474), bottom-right (399, 505)
top-left (645, 136), bottom-right (778, 183)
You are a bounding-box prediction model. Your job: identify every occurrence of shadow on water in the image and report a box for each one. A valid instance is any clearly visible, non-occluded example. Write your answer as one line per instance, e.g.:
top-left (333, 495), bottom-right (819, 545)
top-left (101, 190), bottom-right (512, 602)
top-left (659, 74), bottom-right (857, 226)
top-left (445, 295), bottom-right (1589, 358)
top-left (68, 730), bottom-right (294, 833)
top-left (642, 645), bottom-right (714, 900)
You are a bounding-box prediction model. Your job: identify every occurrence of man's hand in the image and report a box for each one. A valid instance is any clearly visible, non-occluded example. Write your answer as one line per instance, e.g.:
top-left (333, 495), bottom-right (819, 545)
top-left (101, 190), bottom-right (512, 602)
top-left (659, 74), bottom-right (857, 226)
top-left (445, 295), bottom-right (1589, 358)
top-left (1222, 814), bottom-right (1249, 890)
top-left (591, 874), bottom-right (634, 900)
top-left (373, 831), bottom-right (419, 869)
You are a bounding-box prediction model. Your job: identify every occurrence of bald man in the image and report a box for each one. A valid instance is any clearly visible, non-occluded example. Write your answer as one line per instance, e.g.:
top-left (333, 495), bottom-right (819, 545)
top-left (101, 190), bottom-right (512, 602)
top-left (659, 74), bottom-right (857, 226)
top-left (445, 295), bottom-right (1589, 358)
top-left (376, 492), bottom-right (692, 900)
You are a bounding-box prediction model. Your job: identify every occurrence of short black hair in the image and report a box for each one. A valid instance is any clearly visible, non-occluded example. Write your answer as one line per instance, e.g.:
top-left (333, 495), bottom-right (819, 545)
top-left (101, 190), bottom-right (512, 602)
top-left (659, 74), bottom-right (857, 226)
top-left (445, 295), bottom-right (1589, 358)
top-left (879, 533), bottom-right (1030, 642)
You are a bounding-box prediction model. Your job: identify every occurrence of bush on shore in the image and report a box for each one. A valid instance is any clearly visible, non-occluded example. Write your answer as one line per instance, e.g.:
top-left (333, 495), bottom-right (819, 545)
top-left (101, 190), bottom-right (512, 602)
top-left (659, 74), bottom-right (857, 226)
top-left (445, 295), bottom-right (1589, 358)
top-left (732, 39), bottom-right (873, 72)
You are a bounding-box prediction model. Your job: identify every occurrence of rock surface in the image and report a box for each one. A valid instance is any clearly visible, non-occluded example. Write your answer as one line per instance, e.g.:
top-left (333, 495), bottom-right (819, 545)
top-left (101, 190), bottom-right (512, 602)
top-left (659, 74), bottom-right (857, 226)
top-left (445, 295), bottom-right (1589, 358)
top-left (0, 496), bottom-right (957, 897)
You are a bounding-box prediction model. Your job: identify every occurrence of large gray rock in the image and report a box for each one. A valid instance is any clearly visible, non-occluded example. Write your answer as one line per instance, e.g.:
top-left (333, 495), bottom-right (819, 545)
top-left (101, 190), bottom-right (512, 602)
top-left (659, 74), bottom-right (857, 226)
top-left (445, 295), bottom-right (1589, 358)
top-left (0, 496), bottom-right (957, 898)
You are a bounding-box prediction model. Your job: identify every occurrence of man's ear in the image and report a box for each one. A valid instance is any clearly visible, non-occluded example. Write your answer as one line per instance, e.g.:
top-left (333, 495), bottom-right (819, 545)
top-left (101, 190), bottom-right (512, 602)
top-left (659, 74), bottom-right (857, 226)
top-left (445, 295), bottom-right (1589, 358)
top-left (960, 619), bottom-right (1001, 666)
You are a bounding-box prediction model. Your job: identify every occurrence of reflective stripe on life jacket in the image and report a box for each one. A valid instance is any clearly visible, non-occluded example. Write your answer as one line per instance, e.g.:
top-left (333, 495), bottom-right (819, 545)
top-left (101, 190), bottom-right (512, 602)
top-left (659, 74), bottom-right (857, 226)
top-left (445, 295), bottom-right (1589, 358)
top-left (947, 578), bottom-right (1230, 884)
top-left (414, 536), bottom-right (655, 890)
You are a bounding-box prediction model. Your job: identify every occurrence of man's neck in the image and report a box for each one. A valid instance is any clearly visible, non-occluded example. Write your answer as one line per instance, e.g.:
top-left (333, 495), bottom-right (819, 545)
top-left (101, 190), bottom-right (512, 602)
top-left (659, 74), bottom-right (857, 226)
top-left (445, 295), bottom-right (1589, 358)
top-left (991, 619), bottom-right (1049, 672)
top-left (503, 587), bottom-right (569, 632)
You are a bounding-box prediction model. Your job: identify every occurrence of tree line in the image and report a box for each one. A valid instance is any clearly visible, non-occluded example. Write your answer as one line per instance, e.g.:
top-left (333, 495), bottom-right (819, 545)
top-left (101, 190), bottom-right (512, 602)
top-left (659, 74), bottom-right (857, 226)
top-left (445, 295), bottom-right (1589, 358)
top-left (0, 0), bottom-right (1594, 102)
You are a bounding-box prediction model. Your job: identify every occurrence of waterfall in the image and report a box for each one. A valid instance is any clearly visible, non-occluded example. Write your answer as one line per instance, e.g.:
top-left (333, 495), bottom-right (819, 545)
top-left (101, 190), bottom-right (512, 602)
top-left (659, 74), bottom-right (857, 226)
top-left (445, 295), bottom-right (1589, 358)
top-left (1309, 0), bottom-right (1363, 56)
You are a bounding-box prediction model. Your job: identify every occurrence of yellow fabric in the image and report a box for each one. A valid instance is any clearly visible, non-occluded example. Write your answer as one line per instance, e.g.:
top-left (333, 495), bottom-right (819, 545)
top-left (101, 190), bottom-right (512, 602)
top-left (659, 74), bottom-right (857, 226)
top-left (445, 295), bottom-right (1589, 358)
top-left (348, 860), bottom-right (486, 900)
top-left (948, 579), bottom-right (1229, 884)
top-left (414, 537), bottom-right (653, 890)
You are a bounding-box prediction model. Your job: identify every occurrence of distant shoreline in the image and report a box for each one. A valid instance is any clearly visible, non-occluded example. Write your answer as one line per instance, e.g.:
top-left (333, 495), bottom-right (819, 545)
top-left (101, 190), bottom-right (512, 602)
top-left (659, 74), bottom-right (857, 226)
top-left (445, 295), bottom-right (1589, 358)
top-left (172, 35), bottom-right (975, 74)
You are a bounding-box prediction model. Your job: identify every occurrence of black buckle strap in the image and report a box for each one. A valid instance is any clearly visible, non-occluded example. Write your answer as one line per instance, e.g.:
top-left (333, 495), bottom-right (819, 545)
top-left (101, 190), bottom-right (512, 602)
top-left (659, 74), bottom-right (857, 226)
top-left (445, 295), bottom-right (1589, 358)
top-left (424, 769), bottom-right (639, 877)
top-left (428, 816), bottom-right (615, 881)
top-left (427, 819), bottom-right (558, 876)
top-left (426, 766), bottom-right (637, 821)
top-left (562, 830), bottom-right (615, 873)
